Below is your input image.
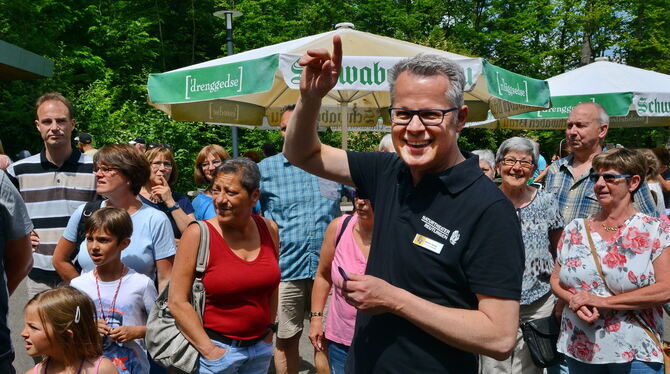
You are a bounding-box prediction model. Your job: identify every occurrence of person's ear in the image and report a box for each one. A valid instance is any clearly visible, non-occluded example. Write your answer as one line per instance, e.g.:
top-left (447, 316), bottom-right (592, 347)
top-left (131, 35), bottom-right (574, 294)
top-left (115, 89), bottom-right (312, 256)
top-left (628, 175), bottom-right (641, 193)
top-left (118, 237), bottom-right (131, 251)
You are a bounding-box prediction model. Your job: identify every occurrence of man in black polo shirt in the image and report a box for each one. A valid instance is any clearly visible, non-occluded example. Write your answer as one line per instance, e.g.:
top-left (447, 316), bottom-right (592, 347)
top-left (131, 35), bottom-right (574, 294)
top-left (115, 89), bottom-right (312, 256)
top-left (283, 36), bottom-right (525, 373)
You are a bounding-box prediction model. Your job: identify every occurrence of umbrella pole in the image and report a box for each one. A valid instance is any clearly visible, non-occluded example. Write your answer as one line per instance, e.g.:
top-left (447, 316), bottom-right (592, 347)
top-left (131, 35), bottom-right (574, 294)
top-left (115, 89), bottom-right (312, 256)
top-left (341, 102), bottom-right (348, 150)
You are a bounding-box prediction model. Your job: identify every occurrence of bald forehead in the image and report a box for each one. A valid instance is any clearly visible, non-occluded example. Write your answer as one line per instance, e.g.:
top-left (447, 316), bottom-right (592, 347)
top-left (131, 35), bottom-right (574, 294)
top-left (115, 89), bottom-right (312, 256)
top-left (568, 103), bottom-right (601, 125)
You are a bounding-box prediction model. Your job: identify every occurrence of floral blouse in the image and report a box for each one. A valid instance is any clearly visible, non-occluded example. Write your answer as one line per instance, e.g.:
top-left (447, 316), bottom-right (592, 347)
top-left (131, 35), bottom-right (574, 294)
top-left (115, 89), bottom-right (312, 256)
top-left (518, 189), bottom-right (564, 305)
top-left (557, 213), bottom-right (670, 364)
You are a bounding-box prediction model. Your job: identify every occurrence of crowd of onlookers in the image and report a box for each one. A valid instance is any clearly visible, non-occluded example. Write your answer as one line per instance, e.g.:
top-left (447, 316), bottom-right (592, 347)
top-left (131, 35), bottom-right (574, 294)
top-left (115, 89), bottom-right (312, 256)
top-left (4, 41), bottom-right (670, 374)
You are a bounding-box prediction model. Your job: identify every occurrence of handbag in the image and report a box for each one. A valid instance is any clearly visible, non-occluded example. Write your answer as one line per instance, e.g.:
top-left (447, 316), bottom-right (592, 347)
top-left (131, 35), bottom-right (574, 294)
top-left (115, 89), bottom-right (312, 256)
top-left (520, 314), bottom-right (562, 368)
top-left (584, 220), bottom-right (670, 373)
top-left (146, 221), bottom-right (210, 373)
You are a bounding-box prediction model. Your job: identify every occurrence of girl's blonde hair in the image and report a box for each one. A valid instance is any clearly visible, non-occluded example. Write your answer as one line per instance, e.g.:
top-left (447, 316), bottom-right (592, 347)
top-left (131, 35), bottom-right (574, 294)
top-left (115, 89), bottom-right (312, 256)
top-left (25, 286), bottom-right (102, 365)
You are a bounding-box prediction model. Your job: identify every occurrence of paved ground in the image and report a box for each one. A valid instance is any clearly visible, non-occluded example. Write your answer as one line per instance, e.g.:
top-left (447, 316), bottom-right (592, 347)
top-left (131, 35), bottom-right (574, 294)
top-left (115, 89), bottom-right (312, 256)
top-left (9, 278), bottom-right (317, 373)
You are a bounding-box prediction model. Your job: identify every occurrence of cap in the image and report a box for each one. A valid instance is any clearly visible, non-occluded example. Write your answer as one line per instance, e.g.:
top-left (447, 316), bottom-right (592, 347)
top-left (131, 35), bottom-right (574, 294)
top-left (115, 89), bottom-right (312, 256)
top-left (76, 132), bottom-right (92, 144)
top-left (129, 137), bottom-right (146, 146)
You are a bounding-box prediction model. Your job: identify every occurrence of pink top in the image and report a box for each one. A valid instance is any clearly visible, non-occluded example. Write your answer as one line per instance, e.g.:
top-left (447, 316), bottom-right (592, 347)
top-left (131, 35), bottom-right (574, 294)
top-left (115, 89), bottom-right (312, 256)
top-left (34, 356), bottom-right (104, 374)
top-left (326, 214), bottom-right (368, 346)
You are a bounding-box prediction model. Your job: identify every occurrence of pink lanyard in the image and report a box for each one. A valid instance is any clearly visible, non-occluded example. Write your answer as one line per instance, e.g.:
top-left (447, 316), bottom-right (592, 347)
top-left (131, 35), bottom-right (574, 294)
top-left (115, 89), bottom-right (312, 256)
top-left (94, 267), bottom-right (125, 325)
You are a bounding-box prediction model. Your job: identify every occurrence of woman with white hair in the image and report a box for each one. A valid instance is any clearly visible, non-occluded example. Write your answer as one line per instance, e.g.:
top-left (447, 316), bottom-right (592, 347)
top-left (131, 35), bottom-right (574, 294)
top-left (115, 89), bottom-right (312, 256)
top-left (480, 137), bottom-right (564, 374)
top-left (472, 149), bottom-right (496, 180)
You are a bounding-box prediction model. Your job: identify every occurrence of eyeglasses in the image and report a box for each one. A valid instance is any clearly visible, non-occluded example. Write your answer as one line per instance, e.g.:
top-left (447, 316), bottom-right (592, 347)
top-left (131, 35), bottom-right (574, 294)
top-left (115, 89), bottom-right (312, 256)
top-left (388, 107), bottom-right (458, 126)
top-left (502, 158), bottom-right (533, 169)
top-left (589, 173), bottom-right (633, 183)
top-left (93, 166), bottom-right (119, 175)
top-left (151, 161), bottom-right (173, 169)
top-left (199, 159), bottom-right (222, 169)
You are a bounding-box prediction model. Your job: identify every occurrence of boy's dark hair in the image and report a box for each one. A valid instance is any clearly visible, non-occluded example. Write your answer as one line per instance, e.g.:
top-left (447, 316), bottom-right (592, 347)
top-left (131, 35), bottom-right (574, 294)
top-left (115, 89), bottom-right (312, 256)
top-left (84, 207), bottom-right (133, 241)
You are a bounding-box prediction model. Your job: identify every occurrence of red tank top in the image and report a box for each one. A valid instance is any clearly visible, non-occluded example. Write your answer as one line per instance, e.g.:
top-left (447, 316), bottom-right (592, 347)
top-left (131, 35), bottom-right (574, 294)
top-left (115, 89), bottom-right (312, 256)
top-left (202, 215), bottom-right (280, 340)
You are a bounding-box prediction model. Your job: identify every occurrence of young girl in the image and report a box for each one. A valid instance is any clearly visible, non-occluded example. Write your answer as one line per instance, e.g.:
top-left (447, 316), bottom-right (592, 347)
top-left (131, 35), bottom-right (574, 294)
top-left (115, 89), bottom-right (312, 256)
top-left (21, 286), bottom-right (118, 374)
top-left (70, 208), bottom-right (157, 374)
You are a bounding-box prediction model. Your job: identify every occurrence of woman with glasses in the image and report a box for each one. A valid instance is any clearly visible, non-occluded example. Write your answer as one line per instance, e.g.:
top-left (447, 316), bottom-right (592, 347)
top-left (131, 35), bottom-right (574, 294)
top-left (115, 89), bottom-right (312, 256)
top-left (192, 145), bottom-right (230, 220)
top-left (479, 137), bottom-right (564, 374)
top-left (53, 144), bottom-right (176, 291)
top-left (551, 148), bottom-right (670, 373)
top-left (308, 189), bottom-right (373, 374)
top-left (139, 146), bottom-right (195, 238)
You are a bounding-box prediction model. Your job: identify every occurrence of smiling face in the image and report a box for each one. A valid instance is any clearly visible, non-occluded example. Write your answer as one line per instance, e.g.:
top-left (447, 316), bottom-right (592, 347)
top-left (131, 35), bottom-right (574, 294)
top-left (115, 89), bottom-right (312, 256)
top-left (391, 72), bottom-right (466, 182)
top-left (212, 172), bottom-right (259, 223)
top-left (21, 305), bottom-right (54, 358)
top-left (35, 100), bottom-right (75, 149)
top-left (593, 168), bottom-right (639, 208)
top-left (498, 150), bottom-right (535, 188)
top-left (201, 153), bottom-right (222, 183)
top-left (86, 228), bottom-right (129, 267)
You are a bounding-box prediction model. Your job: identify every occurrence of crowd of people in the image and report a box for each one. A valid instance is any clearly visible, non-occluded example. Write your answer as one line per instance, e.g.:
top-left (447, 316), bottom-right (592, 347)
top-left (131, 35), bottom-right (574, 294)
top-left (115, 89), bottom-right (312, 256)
top-left (2, 34), bottom-right (670, 374)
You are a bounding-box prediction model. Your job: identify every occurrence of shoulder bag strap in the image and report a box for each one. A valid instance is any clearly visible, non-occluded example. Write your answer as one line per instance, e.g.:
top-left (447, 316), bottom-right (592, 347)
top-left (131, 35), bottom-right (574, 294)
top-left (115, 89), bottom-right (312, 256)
top-left (584, 219), bottom-right (666, 353)
top-left (335, 215), bottom-right (354, 247)
top-left (194, 221), bottom-right (210, 275)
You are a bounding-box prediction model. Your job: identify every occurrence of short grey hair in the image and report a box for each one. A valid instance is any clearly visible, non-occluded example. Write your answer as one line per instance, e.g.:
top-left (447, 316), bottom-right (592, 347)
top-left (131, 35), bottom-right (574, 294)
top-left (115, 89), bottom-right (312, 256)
top-left (495, 137), bottom-right (538, 169)
top-left (378, 134), bottom-right (393, 152)
top-left (389, 54), bottom-right (466, 109)
top-left (472, 149), bottom-right (495, 170)
top-left (212, 157), bottom-right (261, 193)
top-left (574, 102), bottom-right (609, 125)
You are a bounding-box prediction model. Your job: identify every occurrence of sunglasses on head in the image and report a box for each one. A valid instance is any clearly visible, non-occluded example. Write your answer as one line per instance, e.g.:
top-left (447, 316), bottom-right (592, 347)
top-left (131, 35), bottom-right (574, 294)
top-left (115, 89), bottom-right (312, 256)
top-left (589, 173), bottom-right (633, 183)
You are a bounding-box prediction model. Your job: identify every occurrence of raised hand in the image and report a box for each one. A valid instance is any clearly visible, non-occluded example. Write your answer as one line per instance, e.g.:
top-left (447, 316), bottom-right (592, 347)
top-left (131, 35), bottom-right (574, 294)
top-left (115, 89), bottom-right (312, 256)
top-left (299, 35), bottom-right (343, 101)
top-left (151, 175), bottom-right (174, 206)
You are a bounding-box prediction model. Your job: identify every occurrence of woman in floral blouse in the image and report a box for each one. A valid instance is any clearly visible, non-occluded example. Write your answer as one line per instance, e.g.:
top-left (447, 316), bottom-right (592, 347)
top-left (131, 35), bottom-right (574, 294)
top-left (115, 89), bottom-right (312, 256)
top-left (551, 148), bottom-right (670, 373)
top-left (480, 137), bottom-right (564, 374)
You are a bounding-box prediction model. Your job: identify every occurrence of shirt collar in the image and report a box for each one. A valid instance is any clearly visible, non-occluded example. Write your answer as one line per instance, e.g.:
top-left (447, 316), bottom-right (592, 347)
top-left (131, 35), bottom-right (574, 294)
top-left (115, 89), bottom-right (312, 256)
top-left (39, 149), bottom-right (81, 169)
top-left (397, 151), bottom-right (483, 195)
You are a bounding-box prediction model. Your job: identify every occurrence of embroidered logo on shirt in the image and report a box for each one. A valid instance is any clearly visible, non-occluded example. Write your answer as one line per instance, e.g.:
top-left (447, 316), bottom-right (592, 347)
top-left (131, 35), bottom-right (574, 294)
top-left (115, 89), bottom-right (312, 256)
top-left (450, 230), bottom-right (460, 245)
top-left (421, 215), bottom-right (450, 240)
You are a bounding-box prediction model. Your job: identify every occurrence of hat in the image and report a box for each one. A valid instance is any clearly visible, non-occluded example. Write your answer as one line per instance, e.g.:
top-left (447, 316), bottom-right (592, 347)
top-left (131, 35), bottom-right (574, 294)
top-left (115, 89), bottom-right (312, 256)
top-left (129, 137), bottom-right (146, 146)
top-left (75, 132), bottom-right (92, 144)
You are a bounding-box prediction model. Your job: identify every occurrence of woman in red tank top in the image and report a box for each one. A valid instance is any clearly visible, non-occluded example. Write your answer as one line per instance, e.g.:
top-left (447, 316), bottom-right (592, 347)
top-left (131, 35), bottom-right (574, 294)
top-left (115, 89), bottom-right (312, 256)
top-left (169, 157), bottom-right (280, 374)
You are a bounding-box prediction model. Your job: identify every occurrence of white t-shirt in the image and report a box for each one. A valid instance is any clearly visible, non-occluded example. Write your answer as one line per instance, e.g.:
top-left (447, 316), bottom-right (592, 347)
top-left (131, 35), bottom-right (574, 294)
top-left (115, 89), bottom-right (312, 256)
top-left (71, 269), bottom-right (157, 374)
top-left (63, 201), bottom-right (176, 279)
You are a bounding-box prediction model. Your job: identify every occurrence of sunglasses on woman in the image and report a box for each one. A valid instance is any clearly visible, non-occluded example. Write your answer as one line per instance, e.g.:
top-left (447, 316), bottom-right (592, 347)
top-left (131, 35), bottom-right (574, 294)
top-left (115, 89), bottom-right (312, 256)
top-left (589, 173), bottom-right (633, 183)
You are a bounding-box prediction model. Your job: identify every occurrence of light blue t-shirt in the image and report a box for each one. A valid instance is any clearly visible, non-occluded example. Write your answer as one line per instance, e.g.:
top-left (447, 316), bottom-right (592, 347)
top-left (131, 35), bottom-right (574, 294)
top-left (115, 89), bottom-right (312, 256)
top-left (192, 192), bottom-right (216, 220)
top-left (63, 201), bottom-right (176, 279)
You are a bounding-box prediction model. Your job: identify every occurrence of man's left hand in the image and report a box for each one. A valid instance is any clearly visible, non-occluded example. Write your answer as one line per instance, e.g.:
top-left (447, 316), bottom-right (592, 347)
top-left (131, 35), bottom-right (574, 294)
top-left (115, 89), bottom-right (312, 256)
top-left (342, 272), bottom-right (398, 315)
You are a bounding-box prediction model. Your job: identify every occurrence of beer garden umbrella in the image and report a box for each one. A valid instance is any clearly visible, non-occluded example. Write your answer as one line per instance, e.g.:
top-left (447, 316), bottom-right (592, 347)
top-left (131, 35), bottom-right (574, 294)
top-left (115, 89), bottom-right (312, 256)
top-left (466, 58), bottom-right (670, 130)
top-left (147, 24), bottom-right (551, 149)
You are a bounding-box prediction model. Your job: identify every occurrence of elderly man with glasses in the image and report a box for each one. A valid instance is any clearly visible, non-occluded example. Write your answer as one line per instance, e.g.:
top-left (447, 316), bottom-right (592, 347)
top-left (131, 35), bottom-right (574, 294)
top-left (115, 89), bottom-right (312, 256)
top-left (282, 36), bottom-right (525, 374)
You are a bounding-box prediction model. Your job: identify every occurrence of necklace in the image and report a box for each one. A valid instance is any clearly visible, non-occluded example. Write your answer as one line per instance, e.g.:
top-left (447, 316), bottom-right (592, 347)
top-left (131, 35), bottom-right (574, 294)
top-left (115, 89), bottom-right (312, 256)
top-left (601, 223), bottom-right (624, 232)
top-left (94, 266), bottom-right (127, 327)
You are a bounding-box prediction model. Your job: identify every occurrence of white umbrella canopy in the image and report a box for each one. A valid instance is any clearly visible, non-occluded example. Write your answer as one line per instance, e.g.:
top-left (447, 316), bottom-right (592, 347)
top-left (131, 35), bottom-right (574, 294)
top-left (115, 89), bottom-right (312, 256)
top-left (467, 59), bottom-right (670, 129)
top-left (147, 24), bottom-right (550, 146)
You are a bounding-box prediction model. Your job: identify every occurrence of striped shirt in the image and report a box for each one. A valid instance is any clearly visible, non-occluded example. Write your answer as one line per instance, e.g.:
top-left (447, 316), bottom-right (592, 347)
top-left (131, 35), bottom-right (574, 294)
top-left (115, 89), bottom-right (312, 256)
top-left (544, 154), bottom-right (658, 223)
top-left (259, 153), bottom-right (342, 281)
top-left (5, 149), bottom-right (96, 282)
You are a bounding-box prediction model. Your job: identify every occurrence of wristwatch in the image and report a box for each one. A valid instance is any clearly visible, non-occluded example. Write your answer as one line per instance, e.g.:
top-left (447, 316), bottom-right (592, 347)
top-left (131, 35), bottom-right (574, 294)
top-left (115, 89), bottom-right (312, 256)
top-left (167, 202), bottom-right (180, 212)
top-left (309, 312), bottom-right (323, 318)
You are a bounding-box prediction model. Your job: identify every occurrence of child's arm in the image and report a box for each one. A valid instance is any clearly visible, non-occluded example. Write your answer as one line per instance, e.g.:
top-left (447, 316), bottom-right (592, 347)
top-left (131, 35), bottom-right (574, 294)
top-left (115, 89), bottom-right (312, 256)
top-left (109, 326), bottom-right (146, 343)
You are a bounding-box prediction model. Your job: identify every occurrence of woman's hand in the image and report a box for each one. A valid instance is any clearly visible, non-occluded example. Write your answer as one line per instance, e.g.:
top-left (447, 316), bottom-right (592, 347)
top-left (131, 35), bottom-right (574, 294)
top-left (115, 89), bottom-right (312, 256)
top-left (569, 290), bottom-right (604, 311)
top-left (202, 344), bottom-right (227, 361)
top-left (151, 176), bottom-right (174, 205)
top-left (308, 316), bottom-right (326, 351)
top-left (575, 305), bottom-right (600, 324)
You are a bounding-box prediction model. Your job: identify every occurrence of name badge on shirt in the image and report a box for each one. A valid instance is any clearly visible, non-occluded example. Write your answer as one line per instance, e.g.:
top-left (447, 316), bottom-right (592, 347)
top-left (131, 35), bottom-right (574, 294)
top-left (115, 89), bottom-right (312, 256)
top-left (413, 234), bottom-right (444, 254)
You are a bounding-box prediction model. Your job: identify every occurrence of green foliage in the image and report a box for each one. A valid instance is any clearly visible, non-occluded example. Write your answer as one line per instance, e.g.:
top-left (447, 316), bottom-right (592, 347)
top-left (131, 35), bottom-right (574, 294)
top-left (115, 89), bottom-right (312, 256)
top-left (2, 0), bottom-right (670, 193)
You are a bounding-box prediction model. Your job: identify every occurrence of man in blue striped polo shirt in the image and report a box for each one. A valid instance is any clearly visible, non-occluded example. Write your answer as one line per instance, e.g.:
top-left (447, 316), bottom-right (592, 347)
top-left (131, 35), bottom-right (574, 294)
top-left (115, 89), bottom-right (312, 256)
top-left (5, 93), bottom-right (97, 298)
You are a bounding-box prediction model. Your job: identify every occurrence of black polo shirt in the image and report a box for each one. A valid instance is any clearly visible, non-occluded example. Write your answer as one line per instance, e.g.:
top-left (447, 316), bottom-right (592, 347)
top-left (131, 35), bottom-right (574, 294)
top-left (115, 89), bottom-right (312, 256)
top-left (346, 150), bottom-right (524, 374)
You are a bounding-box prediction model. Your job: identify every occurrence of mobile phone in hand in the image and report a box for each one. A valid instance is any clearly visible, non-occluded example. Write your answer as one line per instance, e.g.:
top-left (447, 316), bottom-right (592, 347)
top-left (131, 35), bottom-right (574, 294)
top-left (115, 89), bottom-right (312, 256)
top-left (338, 266), bottom-right (349, 281)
